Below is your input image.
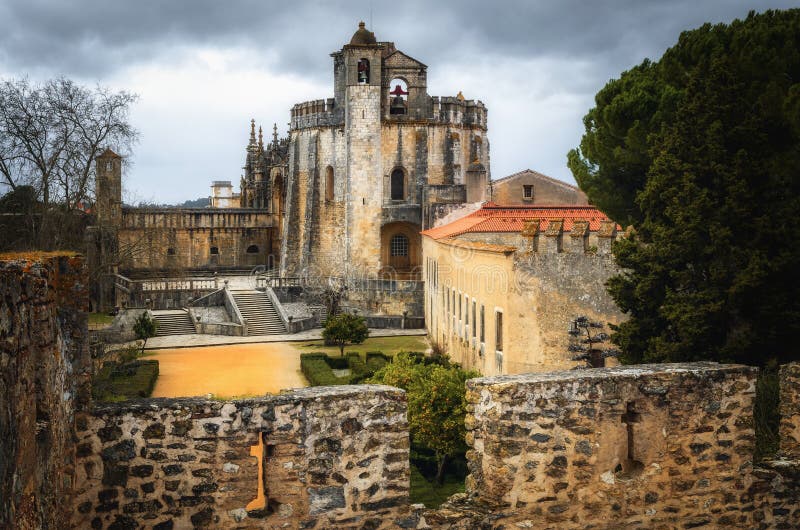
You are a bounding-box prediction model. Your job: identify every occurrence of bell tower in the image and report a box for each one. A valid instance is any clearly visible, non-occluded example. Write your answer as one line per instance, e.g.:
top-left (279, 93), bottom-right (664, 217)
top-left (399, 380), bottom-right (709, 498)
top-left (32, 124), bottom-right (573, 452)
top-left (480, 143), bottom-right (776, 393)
top-left (341, 21), bottom-right (384, 273)
top-left (95, 148), bottom-right (122, 227)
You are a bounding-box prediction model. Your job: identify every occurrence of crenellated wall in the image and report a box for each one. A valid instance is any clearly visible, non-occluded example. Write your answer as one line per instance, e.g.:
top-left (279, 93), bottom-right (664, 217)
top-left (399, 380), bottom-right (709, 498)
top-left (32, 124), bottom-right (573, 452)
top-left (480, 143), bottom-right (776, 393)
top-left (72, 386), bottom-right (410, 530)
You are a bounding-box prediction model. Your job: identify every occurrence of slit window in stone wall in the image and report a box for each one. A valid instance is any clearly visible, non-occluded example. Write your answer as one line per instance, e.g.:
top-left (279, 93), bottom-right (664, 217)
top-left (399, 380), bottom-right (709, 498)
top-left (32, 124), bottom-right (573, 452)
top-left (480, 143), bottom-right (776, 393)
top-left (391, 168), bottom-right (405, 201)
top-left (390, 234), bottom-right (409, 256)
top-left (325, 166), bottom-right (334, 201)
top-left (358, 59), bottom-right (370, 84)
top-left (617, 401), bottom-right (645, 478)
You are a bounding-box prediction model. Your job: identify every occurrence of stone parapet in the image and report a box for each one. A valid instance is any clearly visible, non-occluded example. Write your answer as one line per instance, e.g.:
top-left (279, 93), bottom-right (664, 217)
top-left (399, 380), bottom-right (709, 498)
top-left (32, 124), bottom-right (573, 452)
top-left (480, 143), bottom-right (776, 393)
top-left (462, 363), bottom-right (758, 528)
top-left (72, 386), bottom-right (410, 529)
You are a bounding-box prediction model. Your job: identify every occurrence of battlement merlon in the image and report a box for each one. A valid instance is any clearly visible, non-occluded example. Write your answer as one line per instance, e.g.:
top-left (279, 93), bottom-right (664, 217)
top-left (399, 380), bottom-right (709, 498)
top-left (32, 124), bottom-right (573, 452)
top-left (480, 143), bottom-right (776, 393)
top-left (521, 218), bottom-right (621, 255)
top-left (289, 94), bottom-right (488, 131)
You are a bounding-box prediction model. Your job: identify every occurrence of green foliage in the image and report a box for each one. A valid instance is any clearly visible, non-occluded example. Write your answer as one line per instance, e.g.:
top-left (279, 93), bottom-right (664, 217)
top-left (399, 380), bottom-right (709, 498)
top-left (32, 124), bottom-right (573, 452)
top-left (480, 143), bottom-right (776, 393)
top-left (346, 353), bottom-right (371, 383)
top-left (0, 185), bottom-right (39, 213)
top-left (299, 353), bottom-right (350, 386)
top-left (365, 352), bottom-right (391, 372)
top-left (133, 312), bottom-right (157, 341)
top-left (369, 352), bottom-right (479, 483)
top-left (571, 9), bottom-right (800, 366)
top-left (409, 464), bottom-right (465, 508)
top-left (300, 351), bottom-right (393, 386)
top-left (92, 360), bottom-right (159, 401)
top-left (321, 313), bottom-right (369, 355)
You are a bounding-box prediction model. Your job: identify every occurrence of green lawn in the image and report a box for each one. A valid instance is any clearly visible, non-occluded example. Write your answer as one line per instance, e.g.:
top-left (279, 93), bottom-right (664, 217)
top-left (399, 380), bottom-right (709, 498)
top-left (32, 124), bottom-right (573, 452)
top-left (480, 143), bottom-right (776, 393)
top-left (409, 465), bottom-right (465, 508)
top-left (294, 334), bottom-right (428, 357)
top-left (92, 360), bottom-right (159, 402)
top-left (88, 312), bottom-right (115, 328)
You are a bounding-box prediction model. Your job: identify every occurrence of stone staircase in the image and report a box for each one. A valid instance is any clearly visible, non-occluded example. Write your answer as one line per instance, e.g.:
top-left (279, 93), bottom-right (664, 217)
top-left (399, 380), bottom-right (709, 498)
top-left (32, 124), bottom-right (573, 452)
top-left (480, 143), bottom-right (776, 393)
top-left (231, 290), bottom-right (286, 335)
top-left (152, 310), bottom-right (196, 336)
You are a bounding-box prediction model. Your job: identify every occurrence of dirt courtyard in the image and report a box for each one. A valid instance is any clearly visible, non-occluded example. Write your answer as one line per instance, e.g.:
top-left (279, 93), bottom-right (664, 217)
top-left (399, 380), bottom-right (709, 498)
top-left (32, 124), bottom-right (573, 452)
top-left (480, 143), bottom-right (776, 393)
top-left (147, 343), bottom-right (307, 398)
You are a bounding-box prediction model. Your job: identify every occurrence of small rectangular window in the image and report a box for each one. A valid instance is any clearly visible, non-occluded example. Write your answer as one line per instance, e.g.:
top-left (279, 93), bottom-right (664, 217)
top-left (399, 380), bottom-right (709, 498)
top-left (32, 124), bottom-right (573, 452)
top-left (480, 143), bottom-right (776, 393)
top-left (472, 300), bottom-right (477, 338)
top-left (523, 185), bottom-right (533, 200)
top-left (480, 305), bottom-right (485, 342)
top-left (495, 310), bottom-right (503, 352)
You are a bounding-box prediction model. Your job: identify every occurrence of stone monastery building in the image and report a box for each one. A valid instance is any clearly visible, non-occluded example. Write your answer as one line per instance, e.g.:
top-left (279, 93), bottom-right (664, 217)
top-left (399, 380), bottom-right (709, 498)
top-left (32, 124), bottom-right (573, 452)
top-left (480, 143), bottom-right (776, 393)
top-left (278, 22), bottom-right (490, 279)
top-left (90, 22), bottom-right (623, 374)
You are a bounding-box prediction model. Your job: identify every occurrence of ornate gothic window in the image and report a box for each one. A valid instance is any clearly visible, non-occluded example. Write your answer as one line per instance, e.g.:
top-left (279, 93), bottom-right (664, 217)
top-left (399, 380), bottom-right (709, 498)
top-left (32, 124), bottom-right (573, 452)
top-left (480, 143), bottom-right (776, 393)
top-left (390, 234), bottom-right (409, 257)
top-left (390, 168), bottom-right (405, 201)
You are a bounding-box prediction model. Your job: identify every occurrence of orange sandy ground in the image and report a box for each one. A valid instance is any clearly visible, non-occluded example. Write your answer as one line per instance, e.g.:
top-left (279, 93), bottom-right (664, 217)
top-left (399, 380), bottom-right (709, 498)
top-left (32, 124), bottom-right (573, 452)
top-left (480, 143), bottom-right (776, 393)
top-left (146, 343), bottom-right (308, 399)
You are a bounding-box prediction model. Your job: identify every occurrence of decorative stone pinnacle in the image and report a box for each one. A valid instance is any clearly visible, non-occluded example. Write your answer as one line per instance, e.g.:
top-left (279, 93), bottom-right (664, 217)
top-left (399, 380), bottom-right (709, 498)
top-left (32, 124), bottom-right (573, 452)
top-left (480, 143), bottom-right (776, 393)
top-left (258, 126), bottom-right (263, 150)
top-left (249, 119), bottom-right (256, 145)
top-left (273, 123), bottom-right (278, 144)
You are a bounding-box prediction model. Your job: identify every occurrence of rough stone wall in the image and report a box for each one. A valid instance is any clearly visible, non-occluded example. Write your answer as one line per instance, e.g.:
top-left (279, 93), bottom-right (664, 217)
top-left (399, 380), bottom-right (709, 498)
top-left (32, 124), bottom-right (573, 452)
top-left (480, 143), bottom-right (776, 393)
top-left (72, 386), bottom-right (410, 530)
top-left (461, 363), bottom-right (759, 529)
top-left (0, 254), bottom-right (90, 529)
top-left (346, 84), bottom-right (384, 276)
top-left (507, 248), bottom-right (624, 372)
top-left (780, 362), bottom-right (800, 459)
top-left (116, 209), bottom-right (276, 271)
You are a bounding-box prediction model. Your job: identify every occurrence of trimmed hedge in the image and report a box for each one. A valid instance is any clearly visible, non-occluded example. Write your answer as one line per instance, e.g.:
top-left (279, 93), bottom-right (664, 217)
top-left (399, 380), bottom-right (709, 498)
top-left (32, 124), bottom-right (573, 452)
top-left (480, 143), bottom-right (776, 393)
top-left (347, 352), bottom-right (371, 384)
top-left (366, 351), bottom-right (391, 372)
top-left (92, 360), bottom-right (159, 401)
top-left (300, 353), bottom-right (350, 386)
top-left (300, 351), bottom-right (395, 386)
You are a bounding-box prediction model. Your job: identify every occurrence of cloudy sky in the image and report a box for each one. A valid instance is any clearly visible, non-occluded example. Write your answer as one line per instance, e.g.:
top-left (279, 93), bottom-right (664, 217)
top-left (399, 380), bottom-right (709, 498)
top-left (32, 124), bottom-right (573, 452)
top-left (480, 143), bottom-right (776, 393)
top-left (0, 0), bottom-right (795, 204)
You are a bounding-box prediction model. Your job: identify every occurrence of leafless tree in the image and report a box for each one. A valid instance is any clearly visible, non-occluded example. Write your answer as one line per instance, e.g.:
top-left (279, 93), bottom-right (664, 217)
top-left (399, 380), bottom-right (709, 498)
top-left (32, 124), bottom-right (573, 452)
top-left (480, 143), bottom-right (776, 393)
top-left (0, 77), bottom-right (137, 248)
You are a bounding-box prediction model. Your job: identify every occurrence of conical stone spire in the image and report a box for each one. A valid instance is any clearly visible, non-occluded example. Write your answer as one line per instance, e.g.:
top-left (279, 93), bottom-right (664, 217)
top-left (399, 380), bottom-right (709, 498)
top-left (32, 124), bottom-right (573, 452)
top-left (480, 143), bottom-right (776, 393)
top-left (258, 126), bottom-right (263, 151)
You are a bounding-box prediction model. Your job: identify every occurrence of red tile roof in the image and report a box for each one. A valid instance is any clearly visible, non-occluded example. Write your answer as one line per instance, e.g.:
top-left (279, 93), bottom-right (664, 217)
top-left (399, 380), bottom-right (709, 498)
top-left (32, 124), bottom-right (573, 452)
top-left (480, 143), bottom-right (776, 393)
top-left (421, 204), bottom-right (616, 240)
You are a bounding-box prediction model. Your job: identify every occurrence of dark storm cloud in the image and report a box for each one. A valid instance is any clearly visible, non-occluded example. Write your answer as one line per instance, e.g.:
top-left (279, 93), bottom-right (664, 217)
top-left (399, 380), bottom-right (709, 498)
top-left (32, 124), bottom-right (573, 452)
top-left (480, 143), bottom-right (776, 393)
top-left (1, 0), bottom-right (796, 81)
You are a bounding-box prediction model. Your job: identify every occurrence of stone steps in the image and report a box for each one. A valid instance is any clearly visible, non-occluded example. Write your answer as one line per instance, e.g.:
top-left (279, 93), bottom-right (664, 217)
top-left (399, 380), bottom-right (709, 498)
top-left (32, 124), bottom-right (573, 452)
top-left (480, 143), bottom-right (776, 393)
top-left (231, 291), bottom-right (286, 336)
top-left (152, 311), bottom-right (196, 336)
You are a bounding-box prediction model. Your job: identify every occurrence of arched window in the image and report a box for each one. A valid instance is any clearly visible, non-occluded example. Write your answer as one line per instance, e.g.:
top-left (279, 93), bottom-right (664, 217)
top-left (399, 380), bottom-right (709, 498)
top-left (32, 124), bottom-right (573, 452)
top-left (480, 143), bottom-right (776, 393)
top-left (390, 168), bottom-right (405, 201)
top-left (325, 166), bottom-right (334, 202)
top-left (390, 234), bottom-right (409, 256)
top-left (210, 246), bottom-right (219, 255)
top-left (389, 78), bottom-right (408, 115)
top-left (358, 59), bottom-right (370, 84)
top-left (246, 245), bottom-right (259, 254)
